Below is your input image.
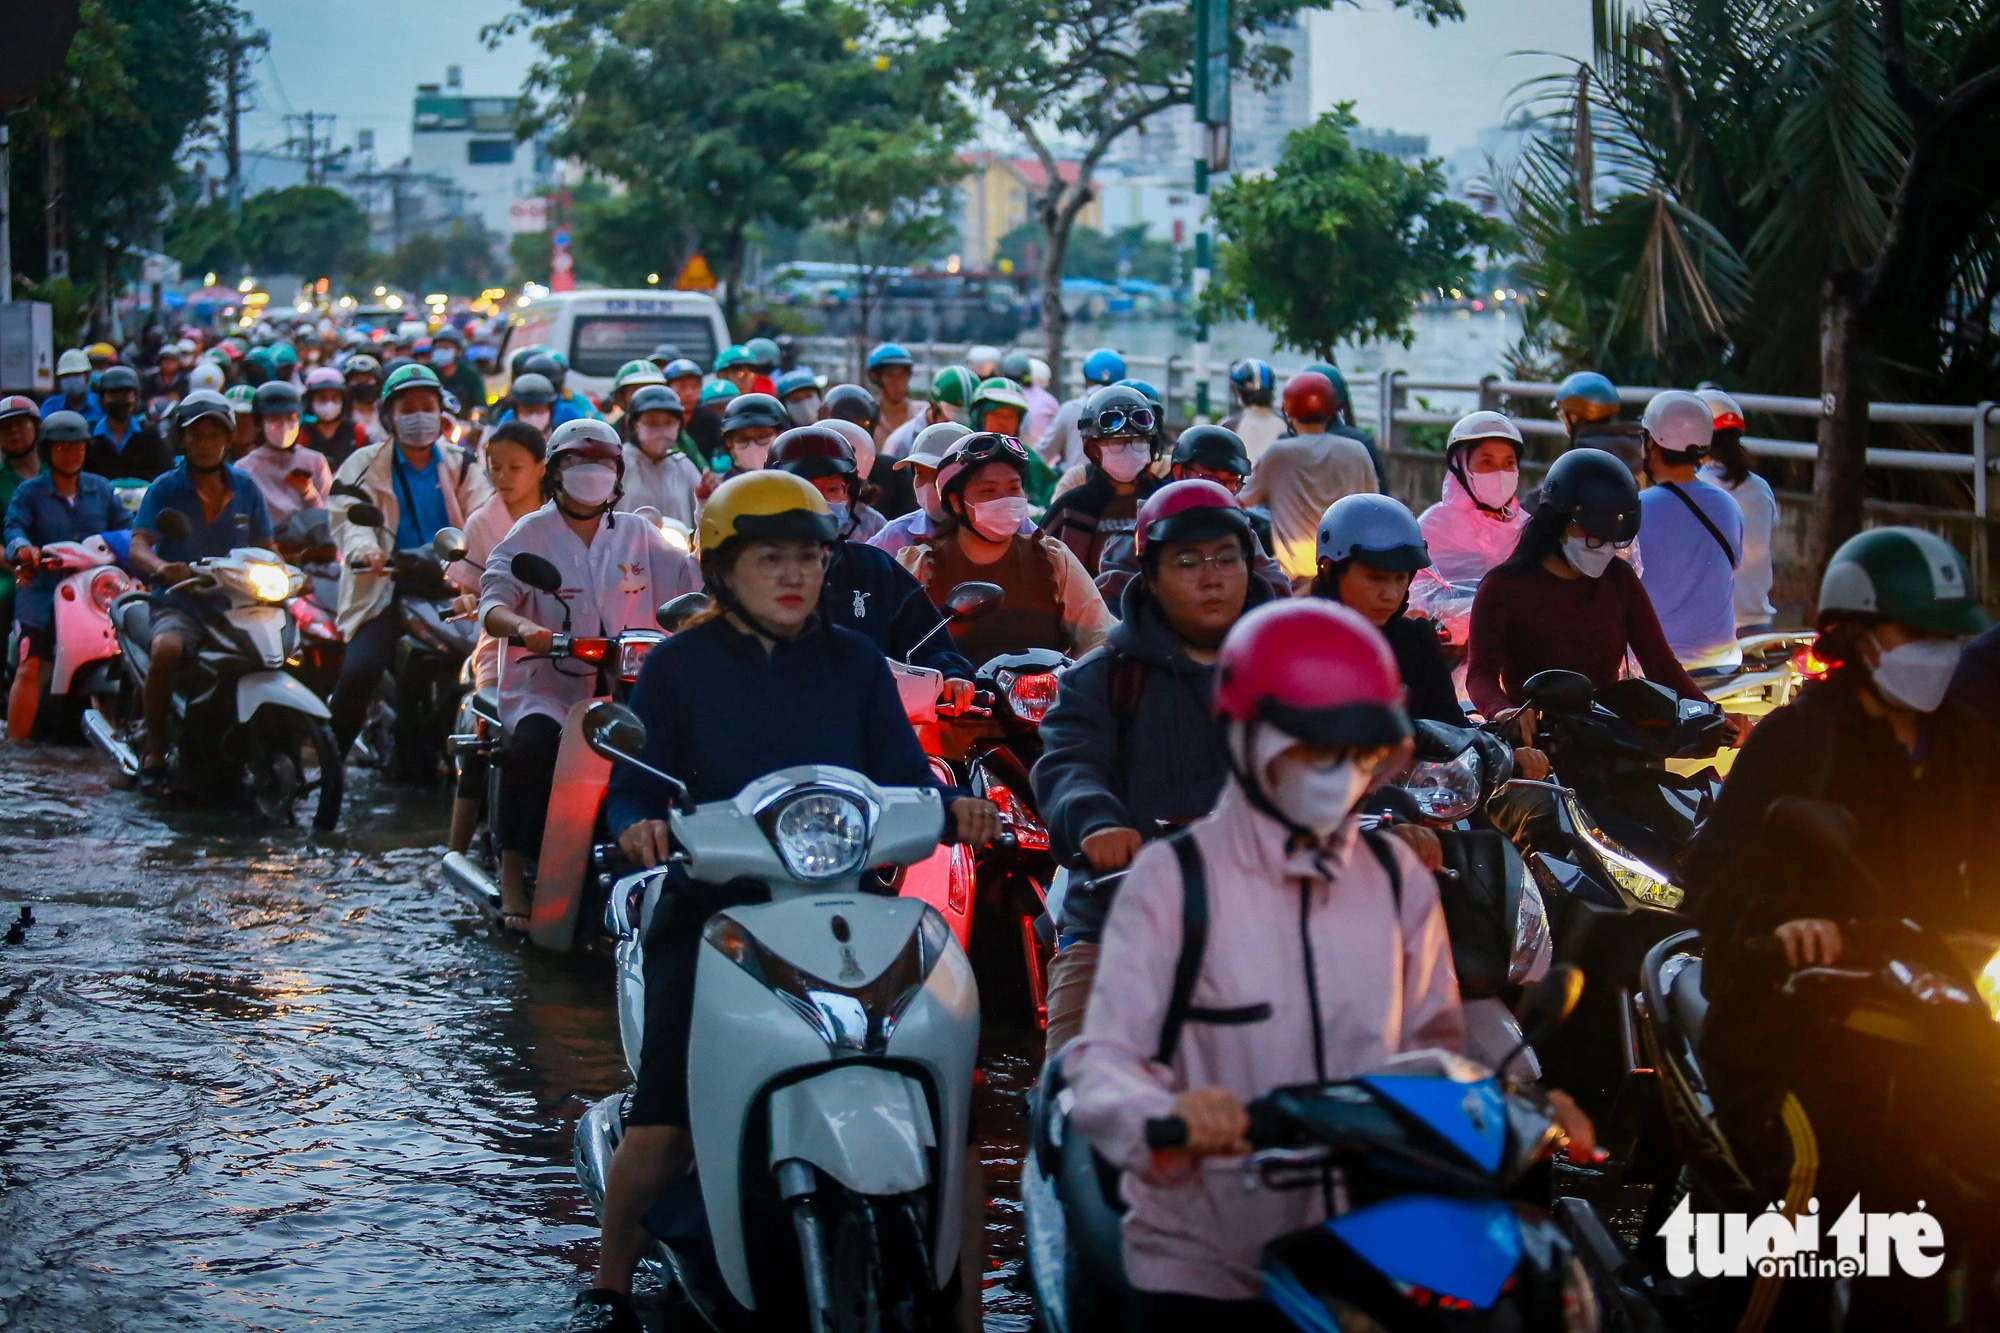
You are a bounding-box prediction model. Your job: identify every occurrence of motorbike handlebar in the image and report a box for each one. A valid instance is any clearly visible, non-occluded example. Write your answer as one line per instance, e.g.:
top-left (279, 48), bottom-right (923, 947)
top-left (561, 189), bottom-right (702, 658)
top-left (1144, 1117), bottom-right (1188, 1150)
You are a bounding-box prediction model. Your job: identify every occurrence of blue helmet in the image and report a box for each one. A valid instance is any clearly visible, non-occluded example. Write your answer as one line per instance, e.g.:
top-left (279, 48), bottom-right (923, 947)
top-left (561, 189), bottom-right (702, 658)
top-left (1081, 347), bottom-right (1126, 386)
top-left (1316, 493), bottom-right (1431, 572)
top-left (865, 342), bottom-right (913, 373)
top-left (773, 368), bottom-right (819, 399)
top-left (1229, 358), bottom-right (1275, 404)
top-left (1556, 371), bottom-right (1621, 425)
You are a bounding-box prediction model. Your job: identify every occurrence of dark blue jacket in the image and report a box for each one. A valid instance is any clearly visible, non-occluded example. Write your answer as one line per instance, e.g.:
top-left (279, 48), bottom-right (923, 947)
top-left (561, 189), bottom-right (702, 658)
top-left (1949, 623), bottom-right (2000, 718)
top-left (606, 614), bottom-right (954, 834)
top-left (3, 472), bottom-right (132, 627)
top-left (822, 539), bottom-right (974, 679)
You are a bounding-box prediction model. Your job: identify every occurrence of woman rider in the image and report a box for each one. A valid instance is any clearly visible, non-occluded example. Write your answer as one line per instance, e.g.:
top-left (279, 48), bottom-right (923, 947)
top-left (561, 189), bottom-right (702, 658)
top-left (1685, 527), bottom-right (2000, 1329)
top-left (1417, 411), bottom-right (1528, 585)
top-left (573, 472), bottom-right (1000, 1333)
top-left (1041, 383), bottom-right (1163, 572)
top-left (896, 431), bottom-right (1114, 666)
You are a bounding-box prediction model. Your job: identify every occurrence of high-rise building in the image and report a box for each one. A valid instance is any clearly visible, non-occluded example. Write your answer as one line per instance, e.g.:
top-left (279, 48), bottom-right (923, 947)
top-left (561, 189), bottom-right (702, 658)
top-left (1109, 19), bottom-right (1314, 179)
top-left (402, 72), bottom-right (554, 247)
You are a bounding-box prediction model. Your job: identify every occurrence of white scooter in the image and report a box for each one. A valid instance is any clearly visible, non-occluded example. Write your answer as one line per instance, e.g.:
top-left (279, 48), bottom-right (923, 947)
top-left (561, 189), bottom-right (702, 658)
top-left (572, 701), bottom-right (981, 1330)
top-left (20, 536), bottom-right (133, 713)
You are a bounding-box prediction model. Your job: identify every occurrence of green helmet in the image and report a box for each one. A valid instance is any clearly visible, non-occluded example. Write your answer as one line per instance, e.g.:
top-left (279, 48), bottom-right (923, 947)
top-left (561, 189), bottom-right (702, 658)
top-left (244, 347), bottom-right (275, 371)
top-left (713, 344), bottom-right (755, 373)
top-left (929, 365), bottom-right (977, 408)
top-left (272, 343), bottom-right (299, 368)
top-left (614, 358), bottom-right (667, 391)
top-left (969, 375), bottom-right (1029, 430)
top-left (700, 379), bottom-right (740, 405)
top-left (225, 384), bottom-right (257, 407)
top-left (1819, 527), bottom-right (1988, 634)
top-left (381, 362), bottom-right (444, 411)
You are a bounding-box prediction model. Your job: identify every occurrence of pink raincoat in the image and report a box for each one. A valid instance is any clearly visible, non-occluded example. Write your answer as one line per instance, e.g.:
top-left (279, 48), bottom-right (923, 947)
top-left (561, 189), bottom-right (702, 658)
top-left (1066, 780), bottom-right (1464, 1302)
top-left (1418, 470), bottom-right (1529, 585)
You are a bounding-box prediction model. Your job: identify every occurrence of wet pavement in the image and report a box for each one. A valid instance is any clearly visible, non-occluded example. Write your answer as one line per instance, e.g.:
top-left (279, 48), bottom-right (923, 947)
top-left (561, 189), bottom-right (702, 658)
top-left (0, 745), bottom-right (1039, 1332)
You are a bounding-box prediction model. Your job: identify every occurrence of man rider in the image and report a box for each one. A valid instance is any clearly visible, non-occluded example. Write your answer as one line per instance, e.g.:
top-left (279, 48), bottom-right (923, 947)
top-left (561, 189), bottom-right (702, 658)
top-left (478, 420), bottom-right (701, 933)
top-left (865, 343), bottom-right (916, 448)
top-left (1041, 382), bottom-right (1163, 576)
top-left (126, 393), bottom-right (274, 778)
top-left (896, 431), bottom-right (1113, 664)
top-left (429, 326), bottom-right (488, 419)
top-left (1219, 358), bottom-right (1284, 461)
top-left (1039, 346), bottom-right (1125, 472)
top-left (772, 368), bottom-right (822, 428)
top-left (1032, 480), bottom-right (1277, 1049)
top-left (743, 336), bottom-right (781, 396)
top-left (344, 354), bottom-right (388, 444)
top-left (327, 363), bottom-right (493, 761)
top-left (1092, 424), bottom-right (1289, 603)
top-left (1634, 390), bottom-right (1745, 672)
top-left (85, 366), bottom-right (172, 481)
top-left (767, 424), bottom-right (976, 683)
top-left (711, 344), bottom-right (758, 394)
top-left (1242, 371), bottom-right (1379, 587)
top-left (499, 373), bottom-right (560, 436)
top-left (4, 411), bottom-right (132, 740)
top-left (1418, 410), bottom-right (1529, 585)
top-left (44, 348), bottom-right (103, 431)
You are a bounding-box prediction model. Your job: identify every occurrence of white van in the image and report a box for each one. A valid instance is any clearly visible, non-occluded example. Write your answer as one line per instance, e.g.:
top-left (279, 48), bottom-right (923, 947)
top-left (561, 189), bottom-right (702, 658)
top-left (499, 289), bottom-right (732, 406)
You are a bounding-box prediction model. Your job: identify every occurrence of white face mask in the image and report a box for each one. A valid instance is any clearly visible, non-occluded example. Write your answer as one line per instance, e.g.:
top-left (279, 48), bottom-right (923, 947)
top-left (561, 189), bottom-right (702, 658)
top-left (517, 409), bottom-right (552, 432)
top-left (1265, 750), bottom-right (1370, 838)
top-left (1097, 440), bottom-right (1150, 484)
top-left (433, 346), bottom-right (457, 367)
top-left (916, 480), bottom-right (944, 520)
top-left (1467, 469), bottom-right (1520, 510)
top-left (968, 495), bottom-right (1034, 541)
top-left (786, 396), bottom-right (820, 426)
top-left (1562, 534), bottom-right (1617, 578)
top-left (635, 421), bottom-right (679, 457)
top-left (1866, 634), bottom-right (1963, 713)
top-left (262, 419), bottom-right (299, 449)
top-left (560, 462), bottom-right (618, 506)
top-left (59, 375), bottom-right (87, 395)
top-left (733, 443), bottom-right (770, 472)
top-left (310, 395), bottom-right (344, 421)
top-left (395, 411), bottom-right (441, 447)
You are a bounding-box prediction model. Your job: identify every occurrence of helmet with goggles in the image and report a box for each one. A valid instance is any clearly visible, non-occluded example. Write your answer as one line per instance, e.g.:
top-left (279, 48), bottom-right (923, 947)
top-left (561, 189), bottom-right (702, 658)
top-left (1077, 383), bottom-right (1155, 442)
top-left (936, 431), bottom-right (1030, 500)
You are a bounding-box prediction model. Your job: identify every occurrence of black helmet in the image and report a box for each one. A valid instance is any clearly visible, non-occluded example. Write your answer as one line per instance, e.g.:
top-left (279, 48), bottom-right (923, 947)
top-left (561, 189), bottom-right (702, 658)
top-left (648, 343), bottom-right (681, 366)
top-left (39, 410), bottom-right (92, 444)
top-left (627, 384), bottom-right (684, 419)
top-left (999, 350), bottom-right (1033, 384)
top-left (1171, 424), bottom-right (1252, 477)
top-left (720, 391), bottom-right (789, 437)
top-left (1078, 383), bottom-right (1156, 442)
top-left (523, 353), bottom-right (565, 390)
top-left (508, 345), bottom-right (546, 379)
top-left (253, 380), bottom-right (303, 418)
top-left (769, 424), bottom-right (858, 484)
top-left (97, 365), bottom-right (141, 394)
top-left (821, 383), bottom-right (879, 434)
top-left (1540, 447), bottom-right (1642, 543)
top-left (173, 390), bottom-right (236, 433)
top-left (510, 372), bottom-right (557, 407)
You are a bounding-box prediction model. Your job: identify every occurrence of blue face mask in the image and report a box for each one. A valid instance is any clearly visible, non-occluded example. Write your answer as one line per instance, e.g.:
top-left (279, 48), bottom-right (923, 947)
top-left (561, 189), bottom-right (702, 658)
top-left (826, 501), bottom-right (850, 527)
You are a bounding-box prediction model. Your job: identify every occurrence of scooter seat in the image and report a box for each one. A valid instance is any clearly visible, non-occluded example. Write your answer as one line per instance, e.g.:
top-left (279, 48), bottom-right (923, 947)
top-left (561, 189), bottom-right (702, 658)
top-left (114, 596), bottom-right (152, 643)
top-left (1669, 957), bottom-right (1708, 1048)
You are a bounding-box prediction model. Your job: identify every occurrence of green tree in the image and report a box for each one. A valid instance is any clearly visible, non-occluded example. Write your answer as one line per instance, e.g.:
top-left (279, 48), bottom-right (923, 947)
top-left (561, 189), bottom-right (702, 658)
top-left (166, 185), bottom-right (372, 284)
top-left (491, 0), bottom-right (961, 324)
top-left (799, 123), bottom-right (969, 340)
top-left (888, 0), bottom-right (1464, 393)
top-left (1506, 0), bottom-right (2000, 576)
top-left (7, 0), bottom-right (240, 332)
top-left (1198, 106), bottom-right (1503, 360)
top-left (996, 222), bottom-right (1184, 286)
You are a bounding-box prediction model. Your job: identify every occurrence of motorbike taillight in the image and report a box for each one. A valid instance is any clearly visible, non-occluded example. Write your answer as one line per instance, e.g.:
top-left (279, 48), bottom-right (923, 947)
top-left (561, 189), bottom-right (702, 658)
top-left (289, 597), bottom-right (339, 641)
top-left (1002, 670), bottom-right (1061, 725)
top-left (987, 781), bottom-right (1051, 852)
top-left (1793, 638), bottom-right (1834, 680)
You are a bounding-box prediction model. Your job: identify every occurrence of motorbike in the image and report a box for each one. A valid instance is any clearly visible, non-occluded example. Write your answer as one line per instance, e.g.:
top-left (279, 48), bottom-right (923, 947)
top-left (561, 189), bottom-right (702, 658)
top-left (8, 536), bottom-right (133, 739)
top-left (572, 701), bottom-right (981, 1331)
top-left (84, 512), bottom-right (344, 830)
top-left (270, 512), bottom-right (345, 699)
top-left (1023, 968), bottom-right (1663, 1333)
top-left (1627, 798), bottom-right (2000, 1326)
top-left (340, 503), bottom-right (476, 783)
top-left (436, 552), bottom-right (685, 953)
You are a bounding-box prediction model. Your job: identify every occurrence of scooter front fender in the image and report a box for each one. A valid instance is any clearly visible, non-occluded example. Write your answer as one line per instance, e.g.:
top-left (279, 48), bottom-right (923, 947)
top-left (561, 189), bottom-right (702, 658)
top-left (236, 669), bottom-right (333, 723)
top-left (768, 1064), bottom-right (936, 1196)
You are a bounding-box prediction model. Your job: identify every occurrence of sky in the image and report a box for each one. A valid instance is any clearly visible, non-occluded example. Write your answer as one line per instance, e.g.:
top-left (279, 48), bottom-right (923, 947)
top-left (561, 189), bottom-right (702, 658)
top-left (238, 0), bottom-right (1592, 169)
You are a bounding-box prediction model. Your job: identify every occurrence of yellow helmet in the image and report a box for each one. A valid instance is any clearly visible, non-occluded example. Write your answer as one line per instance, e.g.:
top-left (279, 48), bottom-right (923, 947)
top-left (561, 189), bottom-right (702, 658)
top-left (697, 470), bottom-right (839, 554)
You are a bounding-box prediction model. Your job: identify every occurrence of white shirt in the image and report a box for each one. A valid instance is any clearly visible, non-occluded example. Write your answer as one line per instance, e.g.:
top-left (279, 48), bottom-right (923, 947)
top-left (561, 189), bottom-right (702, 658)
top-left (1024, 385), bottom-right (1060, 447)
top-left (1233, 405), bottom-right (1286, 462)
top-left (1703, 462), bottom-right (1779, 627)
top-left (1040, 397), bottom-right (1088, 469)
top-left (617, 442), bottom-right (701, 530)
top-left (477, 503), bottom-right (702, 730)
top-left (450, 495), bottom-right (533, 689)
top-left (1239, 431), bottom-right (1381, 581)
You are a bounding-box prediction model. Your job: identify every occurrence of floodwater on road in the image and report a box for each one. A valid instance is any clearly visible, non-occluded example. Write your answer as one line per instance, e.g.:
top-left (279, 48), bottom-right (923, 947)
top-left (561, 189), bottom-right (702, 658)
top-left (0, 746), bottom-right (1040, 1332)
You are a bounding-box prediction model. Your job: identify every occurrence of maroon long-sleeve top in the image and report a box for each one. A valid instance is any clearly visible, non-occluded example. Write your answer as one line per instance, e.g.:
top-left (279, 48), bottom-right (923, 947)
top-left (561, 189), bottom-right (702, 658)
top-left (1466, 557), bottom-right (1705, 718)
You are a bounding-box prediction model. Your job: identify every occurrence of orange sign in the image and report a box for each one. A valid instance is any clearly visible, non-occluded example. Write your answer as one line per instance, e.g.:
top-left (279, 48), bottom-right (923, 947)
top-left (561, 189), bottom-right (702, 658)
top-left (675, 253), bottom-right (717, 291)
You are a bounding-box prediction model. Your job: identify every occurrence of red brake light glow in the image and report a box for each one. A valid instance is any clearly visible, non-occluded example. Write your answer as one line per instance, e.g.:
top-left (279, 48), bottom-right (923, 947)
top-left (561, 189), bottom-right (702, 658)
top-left (1004, 670), bottom-right (1060, 725)
top-left (1793, 639), bottom-right (1834, 680)
top-left (570, 637), bottom-right (610, 664)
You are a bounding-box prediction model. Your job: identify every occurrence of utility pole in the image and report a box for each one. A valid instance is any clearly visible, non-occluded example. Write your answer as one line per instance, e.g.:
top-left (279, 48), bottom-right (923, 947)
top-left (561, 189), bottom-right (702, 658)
top-left (1, 119), bottom-right (11, 301)
top-left (220, 23), bottom-right (269, 217)
top-left (1190, 0), bottom-right (1229, 423)
top-left (283, 111), bottom-right (336, 185)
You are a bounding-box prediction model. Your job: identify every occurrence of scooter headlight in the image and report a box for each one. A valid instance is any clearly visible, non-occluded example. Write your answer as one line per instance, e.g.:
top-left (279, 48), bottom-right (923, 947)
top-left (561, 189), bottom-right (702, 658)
top-left (1577, 821), bottom-right (1683, 910)
top-left (763, 788), bottom-right (870, 882)
top-left (244, 560), bottom-right (291, 604)
top-left (1945, 933), bottom-right (2000, 1021)
top-left (658, 516), bottom-right (692, 553)
top-left (1404, 746), bottom-right (1482, 823)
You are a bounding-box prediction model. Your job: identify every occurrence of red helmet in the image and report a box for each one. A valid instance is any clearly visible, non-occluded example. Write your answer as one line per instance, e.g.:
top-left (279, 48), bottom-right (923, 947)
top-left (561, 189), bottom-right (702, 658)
top-left (1133, 478), bottom-right (1252, 559)
top-left (1214, 600), bottom-right (1410, 748)
top-left (0, 396), bottom-right (41, 425)
top-left (1281, 371), bottom-right (1338, 424)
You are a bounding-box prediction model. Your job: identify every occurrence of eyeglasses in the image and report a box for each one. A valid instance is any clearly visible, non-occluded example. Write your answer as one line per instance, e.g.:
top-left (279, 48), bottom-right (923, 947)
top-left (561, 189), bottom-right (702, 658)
top-left (1088, 405), bottom-right (1157, 437)
top-left (1164, 548), bottom-right (1248, 574)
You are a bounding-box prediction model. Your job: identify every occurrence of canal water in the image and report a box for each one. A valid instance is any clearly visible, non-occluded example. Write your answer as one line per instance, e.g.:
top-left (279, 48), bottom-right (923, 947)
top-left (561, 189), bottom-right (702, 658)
top-left (0, 749), bottom-right (1041, 1332)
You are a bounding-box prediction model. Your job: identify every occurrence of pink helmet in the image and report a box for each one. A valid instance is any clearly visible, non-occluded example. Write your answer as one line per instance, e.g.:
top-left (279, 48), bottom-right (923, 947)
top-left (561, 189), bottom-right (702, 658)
top-left (1214, 600), bottom-right (1409, 748)
top-left (303, 366), bottom-right (345, 393)
top-left (1133, 478), bottom-right (1251, 559)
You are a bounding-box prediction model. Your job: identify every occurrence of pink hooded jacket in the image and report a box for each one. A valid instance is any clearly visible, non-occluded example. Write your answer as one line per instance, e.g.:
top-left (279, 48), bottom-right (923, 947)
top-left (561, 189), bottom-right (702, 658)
top-left (1065, 780), bottom-right (1464, 1302)
top-left (1418, 470), bottom-right (1529, 585)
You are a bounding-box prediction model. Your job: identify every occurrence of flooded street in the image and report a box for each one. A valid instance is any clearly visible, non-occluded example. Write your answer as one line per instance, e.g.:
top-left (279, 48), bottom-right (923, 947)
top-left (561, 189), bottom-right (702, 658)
top-left (0, 747), bottom-right (1038, 1332)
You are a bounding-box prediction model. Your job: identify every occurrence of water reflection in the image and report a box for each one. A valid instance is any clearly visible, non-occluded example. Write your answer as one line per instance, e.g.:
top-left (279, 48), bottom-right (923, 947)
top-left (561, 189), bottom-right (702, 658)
top-left (0, 748), bottom-right (1037, 1332)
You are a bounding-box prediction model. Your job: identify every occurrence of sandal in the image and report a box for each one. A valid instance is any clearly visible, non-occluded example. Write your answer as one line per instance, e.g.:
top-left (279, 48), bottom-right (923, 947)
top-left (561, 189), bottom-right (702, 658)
top-left (501, 911), bottom-right (532, 935)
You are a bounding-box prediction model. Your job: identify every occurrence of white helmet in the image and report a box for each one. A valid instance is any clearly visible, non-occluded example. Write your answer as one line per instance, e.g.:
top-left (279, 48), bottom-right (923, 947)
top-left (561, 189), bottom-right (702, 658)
top-left (189, 361), bottom-right (227, 393)
top-left (1446, 410), bottom-right (1522, 452)
top-left (1028, 357), bottom-right (1052, 389)
top-left (1641, 390), bottom-right (1714, 456)
top-left (56, 348), bottom-right (92, 377)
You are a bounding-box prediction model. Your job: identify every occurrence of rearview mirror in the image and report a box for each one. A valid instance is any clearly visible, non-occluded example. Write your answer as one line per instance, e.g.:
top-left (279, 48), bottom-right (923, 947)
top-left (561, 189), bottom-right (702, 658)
top-left (432, 526), bottom-right (468, 564)
top-left (346, 503), bottom-right (386, 529)
top-left (583, 701), bottom-right (648, 765)
top-left (943, 581), bottom-right (1004, 622)
top-left (511, 551), bottom-right (564, 594)
top-left (154, 508), bottom-right (192, 541)
top-left (1522, 669), bottom-right (1594, 716)
top-left (656, 591), bottom-right (711, 632)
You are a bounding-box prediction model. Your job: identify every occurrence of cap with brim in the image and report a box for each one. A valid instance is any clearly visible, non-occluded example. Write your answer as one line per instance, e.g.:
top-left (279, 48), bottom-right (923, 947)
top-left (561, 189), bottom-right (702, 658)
top-left (1258, 698), bottom-right (1412, 750)
top-left (898, 423), bottom-right (973, 470)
